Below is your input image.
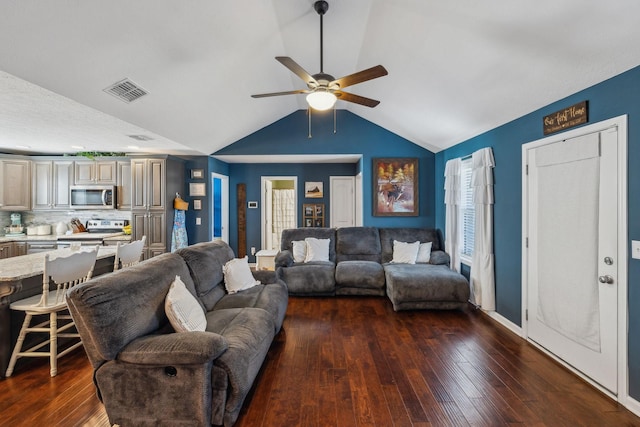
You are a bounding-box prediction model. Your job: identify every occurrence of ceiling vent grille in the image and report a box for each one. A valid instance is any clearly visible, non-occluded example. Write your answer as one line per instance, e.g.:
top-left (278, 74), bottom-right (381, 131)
top-left (128, 134), bottom-right (153, 141)
top-left (103, 78), bottom-right (148, 103)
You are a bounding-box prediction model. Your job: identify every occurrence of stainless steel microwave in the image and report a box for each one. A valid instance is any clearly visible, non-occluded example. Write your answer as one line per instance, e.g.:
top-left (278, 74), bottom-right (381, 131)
top-left (70, 185), bottom-right (116, 209)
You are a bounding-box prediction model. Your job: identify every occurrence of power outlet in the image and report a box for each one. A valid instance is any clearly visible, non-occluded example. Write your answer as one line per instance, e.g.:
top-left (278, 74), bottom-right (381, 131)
top-left (251, 247), bottom-right (256, 256)
top-left (632, 240), bottom-right (640, 260)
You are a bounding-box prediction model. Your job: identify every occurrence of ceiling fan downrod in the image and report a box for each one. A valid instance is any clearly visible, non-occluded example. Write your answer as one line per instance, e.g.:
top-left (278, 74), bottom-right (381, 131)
top-left (314, 1), bottom-right (329, 73)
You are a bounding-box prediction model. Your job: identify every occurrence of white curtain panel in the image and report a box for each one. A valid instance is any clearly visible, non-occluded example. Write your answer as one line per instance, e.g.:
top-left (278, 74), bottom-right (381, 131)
top-left (470, 147), bottom-right (496, 311)
top-left (444, 158), bottom-right (462, 273)
top-left (272, 189), bottom-right (296, 249)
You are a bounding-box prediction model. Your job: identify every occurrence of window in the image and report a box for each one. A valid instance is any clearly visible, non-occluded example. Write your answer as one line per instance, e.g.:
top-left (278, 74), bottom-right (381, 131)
top-left (460, 157), bottom-right (474, 263)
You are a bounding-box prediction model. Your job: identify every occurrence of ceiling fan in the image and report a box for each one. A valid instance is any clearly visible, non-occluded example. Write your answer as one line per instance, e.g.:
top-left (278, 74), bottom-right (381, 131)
top-left (251, 0), bottom-right (388, 111)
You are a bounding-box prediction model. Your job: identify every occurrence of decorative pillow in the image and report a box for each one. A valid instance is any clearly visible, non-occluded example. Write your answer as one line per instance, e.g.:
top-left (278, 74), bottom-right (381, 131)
top-left (416, 242), bottom-right (433, 263)
top-left (292, 240), bottom-right (307, 263)
top-left (304, 237), bottom-right (330, 263)
top-left (391, 240), bottom-right (420, 264)
top-left (165, 275), bottom-right (207, 332)
top-left (223, 256), bottom-right (261, 294)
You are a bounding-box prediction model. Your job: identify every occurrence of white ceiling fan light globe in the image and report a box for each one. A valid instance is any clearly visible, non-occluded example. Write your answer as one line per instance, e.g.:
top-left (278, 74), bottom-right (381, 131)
top-left (306, 91), bottom-right (337, 111)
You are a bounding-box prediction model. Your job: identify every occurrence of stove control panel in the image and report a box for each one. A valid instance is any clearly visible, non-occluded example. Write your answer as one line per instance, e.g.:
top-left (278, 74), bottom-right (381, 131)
top-left (86, 219), bottom-right (129, 230)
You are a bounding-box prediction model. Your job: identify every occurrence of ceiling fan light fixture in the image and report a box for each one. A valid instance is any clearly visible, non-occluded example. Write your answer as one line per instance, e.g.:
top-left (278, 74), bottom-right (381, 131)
top-left (306, 91), bottom-right (336, 111)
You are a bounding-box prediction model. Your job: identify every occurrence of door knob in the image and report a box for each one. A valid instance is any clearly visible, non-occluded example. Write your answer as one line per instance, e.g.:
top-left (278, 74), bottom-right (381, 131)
top-left (598, 275), bottom-right (614, 284)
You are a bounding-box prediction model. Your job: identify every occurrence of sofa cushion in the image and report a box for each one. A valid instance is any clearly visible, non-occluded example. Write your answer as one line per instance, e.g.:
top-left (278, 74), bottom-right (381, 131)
top-left (304, 237), bottom-right (330, 262)
top-left (292, 240), bottom-right (307, 263)
top-left (380, 228), bottom-right (444, 263)
top-left (223, 256), bottom-right (260, 294)
top-left (177, 241), bottom-right (235, 311)
top-left (165, 275), bottom-right (207, 332)
top-left (416, 242), bottom-right (433, 263)
top-left (214, 281), bottom-right (288, 333)
top-left (280, 228), bottom-right (337, 262)
top-left (335, 260), bottom-right (385, 290)
top-left (335, 227), bottom-right (381, 263)
top-left (205, 308), bottom-right (276, 425)
top-left (278, 262), bottom-right (336, 295)
top-left (391, 240), bottom-right (420, 264)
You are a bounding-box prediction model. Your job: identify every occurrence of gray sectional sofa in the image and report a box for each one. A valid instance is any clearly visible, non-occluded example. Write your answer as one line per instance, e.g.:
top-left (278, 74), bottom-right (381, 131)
top-left (275, 227), bottom-right (469, 310)
top-left (67, 240), bottom-right (288, 427)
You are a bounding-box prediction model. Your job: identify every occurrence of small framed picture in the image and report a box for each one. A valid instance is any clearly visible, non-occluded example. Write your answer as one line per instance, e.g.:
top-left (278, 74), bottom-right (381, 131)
top-left (314, 218), bottom-right (323, 227)
top-left (305, 218), bottom-right (313, 227)
top-left (193, 199), bottom-right (202, 210)
top-left (189, 182), bottom-right (206, 197)
top-left (315, 205), bottom-right (323, 217)
top-left (191, 169), bottom-right (204, 179)
top-left (304, 205), bottom-right (314, 216)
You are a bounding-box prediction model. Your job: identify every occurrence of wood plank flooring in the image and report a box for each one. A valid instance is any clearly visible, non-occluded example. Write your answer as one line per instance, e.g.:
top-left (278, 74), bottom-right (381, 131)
top-left (1, 296), bottom-right (639, 426)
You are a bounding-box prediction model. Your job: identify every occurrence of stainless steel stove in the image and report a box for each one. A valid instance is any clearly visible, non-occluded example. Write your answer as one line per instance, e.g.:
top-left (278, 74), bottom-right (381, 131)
top-left (85, 219), bottom-right (129, 233)
top-left (56, 219), bottom-right (129, 249)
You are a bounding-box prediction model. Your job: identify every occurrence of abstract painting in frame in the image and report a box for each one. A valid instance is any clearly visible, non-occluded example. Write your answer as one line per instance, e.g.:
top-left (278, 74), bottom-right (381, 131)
top-left (373, 158), bottom-right (418, 216)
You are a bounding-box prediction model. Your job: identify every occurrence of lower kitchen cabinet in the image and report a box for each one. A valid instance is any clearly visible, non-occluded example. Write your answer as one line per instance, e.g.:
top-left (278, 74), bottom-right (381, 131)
top-left (132, 211), bottom-right (166, 260)
top-left (0, 243), bottom-right (11, 259)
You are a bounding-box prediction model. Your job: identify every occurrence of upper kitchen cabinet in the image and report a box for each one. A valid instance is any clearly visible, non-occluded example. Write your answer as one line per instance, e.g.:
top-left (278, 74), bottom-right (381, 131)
top-left (131, 158), bottom-right (165, 210)
top-left (74, 160), bottom-right (117, 185)
top-left (117, 161), bottom-right (131, 210)
top-left (32, 160), bottom-right (73, 210)
top-left (0, 159), bottom-right (31, 211)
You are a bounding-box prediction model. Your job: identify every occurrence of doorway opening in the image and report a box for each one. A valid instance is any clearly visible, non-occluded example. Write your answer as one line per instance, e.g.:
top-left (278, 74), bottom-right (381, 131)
top-left (211, 173), bottom-right (229, 242)
top-left (261, 177), bottom-right (298, 250)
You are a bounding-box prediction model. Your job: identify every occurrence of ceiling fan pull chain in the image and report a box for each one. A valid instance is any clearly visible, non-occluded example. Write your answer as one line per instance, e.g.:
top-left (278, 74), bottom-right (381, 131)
top-left (308, 107), bottom-right (313, 139)
top-left (334, 107), bottom-right (337, 134)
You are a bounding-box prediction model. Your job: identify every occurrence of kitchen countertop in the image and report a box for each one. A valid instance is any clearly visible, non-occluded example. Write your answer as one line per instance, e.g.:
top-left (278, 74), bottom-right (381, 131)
top-left (0, 232), bottom-right (125, 243)
top-left (0, 246), bottom-right (116, 282)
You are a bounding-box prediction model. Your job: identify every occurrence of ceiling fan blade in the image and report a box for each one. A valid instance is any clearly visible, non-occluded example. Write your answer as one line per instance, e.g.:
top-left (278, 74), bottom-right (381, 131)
top-left (251, 89), bottom-right (310, 98)
top-left (334, 91), bottom-right (381, 108)
top-left (331, 65), bottom-right (388, 89)
top-left (276, 56), bottom-right (318, 86)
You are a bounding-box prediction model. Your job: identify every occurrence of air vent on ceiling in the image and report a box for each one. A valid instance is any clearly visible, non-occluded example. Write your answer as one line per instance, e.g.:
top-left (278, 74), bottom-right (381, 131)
top-left (103, 78), bottom-right (148, 103)
top-left (128, 134), bottom-right (154, 141)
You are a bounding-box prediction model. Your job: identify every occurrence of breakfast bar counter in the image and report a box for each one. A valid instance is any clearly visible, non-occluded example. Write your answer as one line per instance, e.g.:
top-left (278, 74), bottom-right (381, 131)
top-left (0, 246), bottom-right (117, 377)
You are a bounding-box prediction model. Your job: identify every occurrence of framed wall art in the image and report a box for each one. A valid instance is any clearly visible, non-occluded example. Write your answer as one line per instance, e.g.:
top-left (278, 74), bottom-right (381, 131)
top-left (190, 169), bottom-right (204, 179)
top-left (189, 182), bottom-right (206, 197)
top-left (305, 181), bottom-right (323, 198)
top-left (372, 158), bottom-right (418, 216)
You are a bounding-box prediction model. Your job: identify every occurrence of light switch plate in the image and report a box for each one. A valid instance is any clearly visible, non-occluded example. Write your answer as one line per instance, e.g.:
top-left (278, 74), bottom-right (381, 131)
top-left (632, 240), bottom-right (640, 260)
top-left (196, 217), bottom-right (201, 225)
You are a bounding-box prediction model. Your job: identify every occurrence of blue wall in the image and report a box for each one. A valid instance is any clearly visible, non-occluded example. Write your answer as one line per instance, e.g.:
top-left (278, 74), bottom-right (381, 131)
top-left (214, 109), bottom-right (437, 255)
top-left (434, 65), bottom-right (640, 400)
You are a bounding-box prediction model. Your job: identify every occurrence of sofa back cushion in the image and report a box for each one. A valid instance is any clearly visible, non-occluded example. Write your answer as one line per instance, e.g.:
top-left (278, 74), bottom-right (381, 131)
top-left (177, 241), bottom-right (235, 311)
top-left (280, 228), bottom-right (337, 263)
top-left (379, 228), bottom-right (444, 264)
top-left (67, 253), bottom-right (197, 367)
top-left (336, 227), bottom-right (381, 263)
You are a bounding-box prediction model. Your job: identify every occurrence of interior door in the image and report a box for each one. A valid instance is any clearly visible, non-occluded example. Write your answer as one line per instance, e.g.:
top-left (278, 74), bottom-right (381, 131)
top-left (330, 176), bottom-right (355, 228)
top-left (211, 173), bottom-right (229, 243)
top-left (525, 128), bottom-right (619, 393)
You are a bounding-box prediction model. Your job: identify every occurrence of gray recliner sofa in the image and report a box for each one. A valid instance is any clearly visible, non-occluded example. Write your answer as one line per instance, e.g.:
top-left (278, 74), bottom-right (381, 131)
top-left (67, 240), bottom-right (288, 427)
top-left (275, 227), bottom-right (469, 311)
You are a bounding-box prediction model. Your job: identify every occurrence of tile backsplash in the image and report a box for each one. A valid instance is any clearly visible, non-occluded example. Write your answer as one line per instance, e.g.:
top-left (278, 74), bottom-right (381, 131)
top-left (1, 210), bottom-right (131, 229)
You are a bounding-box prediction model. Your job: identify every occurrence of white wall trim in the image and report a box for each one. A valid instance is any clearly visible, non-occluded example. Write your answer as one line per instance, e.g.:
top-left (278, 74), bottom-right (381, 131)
top-left (485, 310), bottom-right (523, 337)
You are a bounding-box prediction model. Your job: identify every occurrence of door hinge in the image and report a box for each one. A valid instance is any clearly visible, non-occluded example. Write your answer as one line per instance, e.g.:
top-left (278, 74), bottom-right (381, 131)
top-left (526, 237), bottom-right (528, 248)
top-left (526, 164), bottom-right (529, 175)
top-left (526, 309), bottom-right (528, 321)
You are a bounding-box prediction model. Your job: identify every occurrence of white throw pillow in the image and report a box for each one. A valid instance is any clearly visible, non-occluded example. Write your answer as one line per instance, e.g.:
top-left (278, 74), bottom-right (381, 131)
top-left (304, 237), bottom-right (330, 263)
top-left (292, 240), bottom-right (307, 263)
top-left (416, 242), bottom-right (433, 263)
top-left (165, 275), bottom-right (206, 332)
top-left (391, 240), bottom-right (420, 264)
top-left (223, 256), bottom-right (261, 294)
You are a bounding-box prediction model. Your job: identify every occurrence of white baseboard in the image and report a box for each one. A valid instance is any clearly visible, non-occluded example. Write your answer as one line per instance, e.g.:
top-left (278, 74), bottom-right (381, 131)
top-left (484, 310), bottom-right (523, 337)
top-left (624, 395), bottom-right (640, 418)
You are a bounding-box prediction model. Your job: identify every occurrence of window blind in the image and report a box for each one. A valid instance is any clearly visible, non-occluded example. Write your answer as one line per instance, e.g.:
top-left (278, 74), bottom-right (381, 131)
top-left (460, 158), bottom-right (475, 259)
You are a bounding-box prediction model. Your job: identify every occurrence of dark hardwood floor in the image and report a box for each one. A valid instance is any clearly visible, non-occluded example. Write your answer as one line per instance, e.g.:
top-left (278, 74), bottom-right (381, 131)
top-left (1, 296), bottom-right (639, 426)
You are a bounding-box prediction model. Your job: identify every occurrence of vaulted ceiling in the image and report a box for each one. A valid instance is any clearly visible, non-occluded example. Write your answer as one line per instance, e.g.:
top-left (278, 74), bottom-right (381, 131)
top-left (1, 1), bottom-right (640, 156)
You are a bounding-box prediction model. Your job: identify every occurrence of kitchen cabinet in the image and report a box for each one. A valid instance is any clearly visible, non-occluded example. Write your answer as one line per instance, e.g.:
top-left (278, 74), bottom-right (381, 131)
top-left (131, 156), bottom-right (184, 260)
top-left (12, 242), bottom-right (27, 257)
top-left (116, 161), bottom-right (131, 210)
top-left (0, 159), bottom-right (31, 211)
top-left (32, 160), bottom-right (73, 210)
top-left (0, 243), bottom-right (11, 259)
top-left (74, 160), bottom-right (117, 185)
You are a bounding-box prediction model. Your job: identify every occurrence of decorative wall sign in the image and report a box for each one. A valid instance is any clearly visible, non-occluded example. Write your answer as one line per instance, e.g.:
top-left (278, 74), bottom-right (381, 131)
top-left (189, 182), bottom-right (206, 196)
top-left (373, 158), bottom-right (418, 216)
top-left (543, 101), bottom-right (588, 135)
top-left (191, 169), bottom-right (204, 179)
top-left (193, 199), bottom-right (202, 210)
top-left (305, 181), bottom-right (323, 198)
top-left (248, 201), bottom-right (258, 209)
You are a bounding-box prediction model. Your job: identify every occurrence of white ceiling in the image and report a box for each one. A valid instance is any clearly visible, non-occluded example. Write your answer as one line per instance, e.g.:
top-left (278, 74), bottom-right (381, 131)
top-left (1, 0), bottom-right (640, 156)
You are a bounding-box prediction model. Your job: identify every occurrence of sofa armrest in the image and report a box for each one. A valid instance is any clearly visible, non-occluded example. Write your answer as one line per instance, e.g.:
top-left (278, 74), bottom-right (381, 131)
top-left (275, 250), bottom-right (294, 268)
top-left (117, 331), bottom-right (228, 365)
top-left (429, 250), bottom-right (451, 266)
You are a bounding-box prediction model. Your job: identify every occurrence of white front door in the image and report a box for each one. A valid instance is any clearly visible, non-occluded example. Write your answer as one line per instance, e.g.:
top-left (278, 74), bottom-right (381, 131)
top-left (330, 176), bottom-right (355, 228)
top-left (524, 120), bottom-right (625, 394)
